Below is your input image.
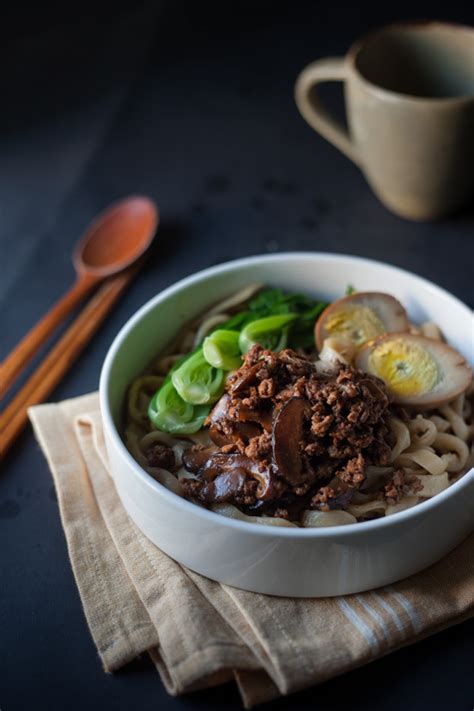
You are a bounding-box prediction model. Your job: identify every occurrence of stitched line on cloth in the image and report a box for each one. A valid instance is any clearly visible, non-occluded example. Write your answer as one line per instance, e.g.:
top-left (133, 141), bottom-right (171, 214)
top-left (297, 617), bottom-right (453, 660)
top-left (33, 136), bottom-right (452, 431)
top-left (172, 642), bottom-right (257, 667)
top-left (99, 622), bottom-right (158, 655)
top-left (80, 411), bottom-right (110, 473)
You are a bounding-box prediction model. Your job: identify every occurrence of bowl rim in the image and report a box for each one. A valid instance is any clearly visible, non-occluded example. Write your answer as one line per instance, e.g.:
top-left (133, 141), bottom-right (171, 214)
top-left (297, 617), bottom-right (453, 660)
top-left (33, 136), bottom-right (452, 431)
top-left (99, 251), bottom-right (474, 538)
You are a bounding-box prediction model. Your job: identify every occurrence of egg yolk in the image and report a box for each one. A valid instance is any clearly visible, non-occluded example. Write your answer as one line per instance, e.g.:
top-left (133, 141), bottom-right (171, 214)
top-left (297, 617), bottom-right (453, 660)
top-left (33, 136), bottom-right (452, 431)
top-left (325, 305), bottom-right (386, 346)
top-left (368, 338), bottom-right (439, 396)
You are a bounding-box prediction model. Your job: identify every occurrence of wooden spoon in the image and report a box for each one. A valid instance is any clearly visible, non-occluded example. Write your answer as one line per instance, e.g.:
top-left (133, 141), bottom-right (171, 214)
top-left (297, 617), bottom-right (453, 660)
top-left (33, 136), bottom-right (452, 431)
top-left (1, 196), bottom-right (158, 397)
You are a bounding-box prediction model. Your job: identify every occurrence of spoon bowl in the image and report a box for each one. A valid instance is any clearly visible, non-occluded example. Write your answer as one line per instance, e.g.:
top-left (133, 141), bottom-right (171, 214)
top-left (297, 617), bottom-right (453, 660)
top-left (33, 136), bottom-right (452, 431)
top-left (75, 196), bottom-right (158, 277)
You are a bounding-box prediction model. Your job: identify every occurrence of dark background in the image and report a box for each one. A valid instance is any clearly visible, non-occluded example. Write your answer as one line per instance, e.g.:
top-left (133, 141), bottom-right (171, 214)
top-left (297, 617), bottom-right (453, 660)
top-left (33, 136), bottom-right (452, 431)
top-left (1, 1), bottom-right (473, 709)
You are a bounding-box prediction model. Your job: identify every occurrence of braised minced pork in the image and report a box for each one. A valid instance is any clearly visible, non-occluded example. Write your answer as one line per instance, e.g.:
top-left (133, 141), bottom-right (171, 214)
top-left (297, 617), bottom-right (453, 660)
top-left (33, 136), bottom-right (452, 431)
top-left (181, 345), bottom-right (394, 520)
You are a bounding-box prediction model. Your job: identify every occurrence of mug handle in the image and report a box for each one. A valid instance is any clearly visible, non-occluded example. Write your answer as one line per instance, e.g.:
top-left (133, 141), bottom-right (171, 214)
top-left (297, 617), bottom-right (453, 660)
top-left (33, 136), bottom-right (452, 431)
top-left (295, 58), bottom-right (359, 166)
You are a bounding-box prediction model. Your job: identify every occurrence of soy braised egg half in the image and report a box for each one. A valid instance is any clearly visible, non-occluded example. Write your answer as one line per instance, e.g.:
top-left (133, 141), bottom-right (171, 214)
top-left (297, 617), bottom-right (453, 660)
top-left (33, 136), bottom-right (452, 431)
top-left (355, 333), bottom-right (472, 409)
top-left (315, 292), bottom-right (409, 351)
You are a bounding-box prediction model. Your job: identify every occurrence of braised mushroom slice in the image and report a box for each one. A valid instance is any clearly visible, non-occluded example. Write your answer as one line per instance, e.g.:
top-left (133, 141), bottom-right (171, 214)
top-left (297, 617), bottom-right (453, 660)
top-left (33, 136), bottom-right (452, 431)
top-left (206, 469), bottom-right (248, 503)
top-left (272, 397), bottom-right (306, 485)
top-left (312, 479), bottom-right (354, 510)
top-left (315, 292), bottom-right (409, 351)
top-left (181, 469), bottom-right (248, 504)
top-left (209, 425), bottom-right (233, 447)
top-left (360, 466), bottom-right (394, 492)
top-left (355, 333), bottom-right (472, 409)
top-left (182, 445), bottom-right (218, 474)
top-left (207, 394), bottom-right (231, 426)
top-left (209, 421), bottom-right (262, 447)
top-left (229, 362), bottom-right (262, 393)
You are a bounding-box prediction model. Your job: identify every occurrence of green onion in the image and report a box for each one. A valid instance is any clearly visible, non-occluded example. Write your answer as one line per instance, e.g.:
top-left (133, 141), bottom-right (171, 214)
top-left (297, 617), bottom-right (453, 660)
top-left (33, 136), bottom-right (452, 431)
top-left (171, 348), bottom-right (225, 405)
top-left (239, 313), bottom-right (297, 353)
top-left (203, 329), bottom-right (242, 371)
top-left (148, 380), bottom-right (210, 434)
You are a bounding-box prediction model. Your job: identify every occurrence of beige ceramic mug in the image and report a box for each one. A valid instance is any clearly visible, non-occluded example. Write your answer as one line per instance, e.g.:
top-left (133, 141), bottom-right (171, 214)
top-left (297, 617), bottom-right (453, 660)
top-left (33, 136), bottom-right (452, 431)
top-left (295, 22), bottom-right (474, 220)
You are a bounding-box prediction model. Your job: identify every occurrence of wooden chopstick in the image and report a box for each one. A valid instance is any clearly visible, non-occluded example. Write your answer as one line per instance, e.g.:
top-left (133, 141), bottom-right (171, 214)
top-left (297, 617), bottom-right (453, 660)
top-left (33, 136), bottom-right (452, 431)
top-left (0, 263), bottom-right (140, 459)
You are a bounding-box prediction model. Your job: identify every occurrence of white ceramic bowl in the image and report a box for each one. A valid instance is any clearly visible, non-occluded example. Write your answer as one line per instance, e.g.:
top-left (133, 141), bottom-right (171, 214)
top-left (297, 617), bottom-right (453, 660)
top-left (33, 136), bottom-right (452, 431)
top-left (100, 253), bottom-right (474, 597)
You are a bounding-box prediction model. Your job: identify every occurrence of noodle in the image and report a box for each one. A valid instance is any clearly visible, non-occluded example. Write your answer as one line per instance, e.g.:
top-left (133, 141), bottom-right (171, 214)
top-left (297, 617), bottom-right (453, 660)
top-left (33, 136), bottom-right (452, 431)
top-left (203, 283), bottom-right (262, 316)
top-left (439, 401), bottom-right (470, 440)
top-left (301, 510), bottom-right (357, 526)
top-left (433, 432), bottom-right (469, 472)
top-left (415, 472), bottom-right (450, 498)
top-left (123, 287), bottom-right (474, 528)
top-left (385, 496), bottom-right (419, 516)
top-left (346, 500), bottom-right (387, 518)
top-left (153, 354), bottom-right (184, 376)
top-left (192, 314), bottom-right (231, 347)
top-left (395, 448), bottom-right (447, 476)
top-left (213, 503), bottom-right (297, 527)
top-left (429, 414), bottom-right (451, 433)
top-left (127, 376), bottom-right (164, 425)
top-left (388, 417), bottom-right (411, 462)
top-left (407, 416), bottom-right (438, 447)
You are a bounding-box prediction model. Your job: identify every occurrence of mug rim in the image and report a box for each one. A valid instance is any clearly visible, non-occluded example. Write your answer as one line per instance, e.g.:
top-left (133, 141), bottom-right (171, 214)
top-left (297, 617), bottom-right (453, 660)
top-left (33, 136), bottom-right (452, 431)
top-left (347, 20), bottom-right (474, 105)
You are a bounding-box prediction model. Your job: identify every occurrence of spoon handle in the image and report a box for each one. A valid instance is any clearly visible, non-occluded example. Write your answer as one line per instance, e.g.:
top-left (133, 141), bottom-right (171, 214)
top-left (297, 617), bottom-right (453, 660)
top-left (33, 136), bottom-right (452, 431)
top-left (1, 265), bottom-right (140, 458)
top-left (0, 272), bottom-right (99, 398)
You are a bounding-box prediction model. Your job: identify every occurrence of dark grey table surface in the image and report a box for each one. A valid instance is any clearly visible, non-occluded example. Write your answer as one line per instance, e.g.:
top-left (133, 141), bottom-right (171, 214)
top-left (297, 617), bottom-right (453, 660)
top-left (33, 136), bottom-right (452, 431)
top-left (1, 1), bottom-right (473, 709)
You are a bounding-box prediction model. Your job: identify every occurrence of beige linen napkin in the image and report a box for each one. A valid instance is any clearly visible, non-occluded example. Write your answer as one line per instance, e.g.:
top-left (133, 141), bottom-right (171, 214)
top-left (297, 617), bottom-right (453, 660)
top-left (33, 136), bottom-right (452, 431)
top-left (29, 393), bottom-right (474, 707)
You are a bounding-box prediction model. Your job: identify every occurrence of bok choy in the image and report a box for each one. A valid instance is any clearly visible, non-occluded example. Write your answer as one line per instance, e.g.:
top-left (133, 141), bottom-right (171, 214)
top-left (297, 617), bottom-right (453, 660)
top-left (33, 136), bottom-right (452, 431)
top-left (203, 329), bottom-right (242, 371)
top-left (171, 348), bottom-right (225, 405)
top-left (148, 380), bottom-right (210, 434)
top-left (238, 313), bottom-right (297, 353)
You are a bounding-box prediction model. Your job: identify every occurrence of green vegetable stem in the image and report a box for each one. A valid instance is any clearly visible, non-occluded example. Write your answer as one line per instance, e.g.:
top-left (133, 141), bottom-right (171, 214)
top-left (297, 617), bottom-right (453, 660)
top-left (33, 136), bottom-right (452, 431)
top-left (171, 348), bottom-right (226, 405)
top-left (148, 380), bottom-right (210, 434)
top-left (239, 313), bottom-right (297, 353)
top-left (203, 329), bottom-right (242, 371)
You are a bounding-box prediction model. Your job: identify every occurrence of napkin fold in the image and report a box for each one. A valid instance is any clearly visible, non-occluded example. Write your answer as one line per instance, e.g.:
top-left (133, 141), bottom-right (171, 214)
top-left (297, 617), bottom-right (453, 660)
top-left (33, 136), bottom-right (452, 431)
top-left (29, 393), bottom-right (474, 707)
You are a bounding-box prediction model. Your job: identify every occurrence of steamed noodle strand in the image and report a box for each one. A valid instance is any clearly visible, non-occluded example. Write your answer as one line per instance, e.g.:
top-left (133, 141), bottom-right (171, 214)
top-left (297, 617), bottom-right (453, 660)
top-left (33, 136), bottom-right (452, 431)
top-left (429, 414), bottom-right (451, 433)
top-left (123, 288), bottom-right (473, 528)
top-left (407, 416), bottom-right (437, 447)
top-left (433, 432), bottom-right (469, 472)
top-left (385, 496), bottom-right (419, 516)
top-left (388, 417), bottom-right (411, 461)
top-left (128, 376), bottom-right (164, 424)
top-left (193, 314), bottom-right (231, 348)
top-left (213, 503), bottom-right (297, 527)
top-left (439, 402), bottom-right (470, 441)
top-left (203, 283), bottom-right (262, 317)
top-left (395, 448), bottom-right (447, 476)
